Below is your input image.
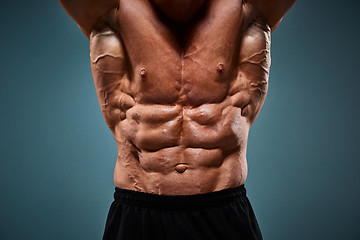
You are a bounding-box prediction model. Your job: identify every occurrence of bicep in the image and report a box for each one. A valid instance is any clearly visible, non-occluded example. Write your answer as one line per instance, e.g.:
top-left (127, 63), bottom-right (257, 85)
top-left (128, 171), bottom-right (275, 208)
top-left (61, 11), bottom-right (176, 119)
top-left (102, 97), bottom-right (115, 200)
top-left (245, 0), bottom-right (296, 32)
top-left (58, 0), bottom-right (118, 38)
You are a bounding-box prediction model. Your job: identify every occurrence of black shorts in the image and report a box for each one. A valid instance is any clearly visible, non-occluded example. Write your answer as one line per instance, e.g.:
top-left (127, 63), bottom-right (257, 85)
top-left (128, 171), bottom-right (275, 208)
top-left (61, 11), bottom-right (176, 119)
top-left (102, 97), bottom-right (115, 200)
top-left (102, 185), bottom-right (262, 240)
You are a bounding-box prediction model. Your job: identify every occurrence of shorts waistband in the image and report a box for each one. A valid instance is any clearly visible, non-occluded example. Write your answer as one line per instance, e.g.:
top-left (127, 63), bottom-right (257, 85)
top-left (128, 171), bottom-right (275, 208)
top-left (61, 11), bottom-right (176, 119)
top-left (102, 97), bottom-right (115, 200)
top-left (113, 185), bottom-right (246, 210)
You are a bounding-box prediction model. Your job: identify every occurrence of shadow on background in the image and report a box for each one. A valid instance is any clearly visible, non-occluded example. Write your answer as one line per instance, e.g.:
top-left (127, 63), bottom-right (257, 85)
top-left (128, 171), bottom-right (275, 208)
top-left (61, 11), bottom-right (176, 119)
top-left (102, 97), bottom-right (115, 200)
top-left (0, 0), bottom-right (359, 239)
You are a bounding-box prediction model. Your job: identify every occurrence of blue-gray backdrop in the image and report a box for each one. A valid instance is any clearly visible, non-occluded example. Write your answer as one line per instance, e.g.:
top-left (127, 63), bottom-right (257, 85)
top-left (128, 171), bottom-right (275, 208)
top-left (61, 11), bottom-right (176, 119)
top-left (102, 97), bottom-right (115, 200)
top-left (1, 0), bottom-right (359, 239)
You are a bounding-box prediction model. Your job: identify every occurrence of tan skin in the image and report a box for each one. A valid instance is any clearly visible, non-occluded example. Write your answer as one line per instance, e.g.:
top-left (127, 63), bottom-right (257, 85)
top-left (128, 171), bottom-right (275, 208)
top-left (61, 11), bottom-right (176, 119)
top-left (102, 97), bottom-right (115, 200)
top-left (59, 0), bottom-right (295, 195)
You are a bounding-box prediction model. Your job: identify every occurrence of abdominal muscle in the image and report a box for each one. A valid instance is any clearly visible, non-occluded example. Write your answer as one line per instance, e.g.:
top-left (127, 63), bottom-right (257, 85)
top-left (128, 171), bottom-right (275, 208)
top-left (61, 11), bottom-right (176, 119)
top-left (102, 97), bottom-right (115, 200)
top-left (112, 99), bottom-right (250, 195)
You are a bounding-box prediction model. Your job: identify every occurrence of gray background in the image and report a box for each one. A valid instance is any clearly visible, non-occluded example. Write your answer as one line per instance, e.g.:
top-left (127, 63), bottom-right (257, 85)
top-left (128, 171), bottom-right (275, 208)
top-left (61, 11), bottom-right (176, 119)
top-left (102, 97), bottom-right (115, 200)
top-left (1, 0), bottom-right (359, 239)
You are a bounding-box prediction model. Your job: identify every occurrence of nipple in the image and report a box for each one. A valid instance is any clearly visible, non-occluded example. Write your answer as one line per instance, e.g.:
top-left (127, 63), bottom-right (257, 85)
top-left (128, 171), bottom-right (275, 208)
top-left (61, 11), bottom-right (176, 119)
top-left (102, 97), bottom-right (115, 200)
top-left (216, 63), bottom-right (224, 73)
top-left (140, 68), bottom-right (147, 79)
top-left (175, 164), bottom-right (187, 173)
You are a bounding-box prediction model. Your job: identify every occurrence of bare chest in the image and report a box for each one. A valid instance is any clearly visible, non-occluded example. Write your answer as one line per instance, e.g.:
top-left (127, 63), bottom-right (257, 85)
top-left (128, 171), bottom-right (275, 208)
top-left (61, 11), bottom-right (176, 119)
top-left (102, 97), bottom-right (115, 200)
top-left (91, 0), bottom-right (251, 104)
top-left (90, 0), bottom-right (271, 121)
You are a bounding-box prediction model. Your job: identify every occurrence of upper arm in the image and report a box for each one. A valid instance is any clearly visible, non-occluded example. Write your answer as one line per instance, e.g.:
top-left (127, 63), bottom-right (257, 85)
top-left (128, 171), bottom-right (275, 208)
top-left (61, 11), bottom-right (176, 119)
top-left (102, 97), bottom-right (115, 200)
top-left (245, 0), bottom-right (296, 32)
top-left (58, 0), bottom-right (119, 38)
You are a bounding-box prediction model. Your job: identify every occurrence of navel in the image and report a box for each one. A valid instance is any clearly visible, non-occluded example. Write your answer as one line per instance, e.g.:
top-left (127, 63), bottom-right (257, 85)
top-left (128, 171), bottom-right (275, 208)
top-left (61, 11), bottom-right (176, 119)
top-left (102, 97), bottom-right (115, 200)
top-left (175, 164), bottom-right (188, 173)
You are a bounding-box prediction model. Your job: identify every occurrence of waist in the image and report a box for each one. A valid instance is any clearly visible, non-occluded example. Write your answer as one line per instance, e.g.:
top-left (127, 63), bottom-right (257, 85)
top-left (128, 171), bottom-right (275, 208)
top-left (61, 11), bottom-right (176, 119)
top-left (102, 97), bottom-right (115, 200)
top-left (113, 185), bottom-right (247, 210)
top-left (113, 150), bottom-right (248, 195)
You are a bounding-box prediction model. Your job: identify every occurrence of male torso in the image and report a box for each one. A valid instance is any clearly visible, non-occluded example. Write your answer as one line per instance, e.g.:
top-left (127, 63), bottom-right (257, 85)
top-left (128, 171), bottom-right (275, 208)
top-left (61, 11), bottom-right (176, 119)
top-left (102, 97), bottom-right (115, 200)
top-left (59, 0), bottom-right (295, 195)
top-left (89, 0), bottom-right (269, 195)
